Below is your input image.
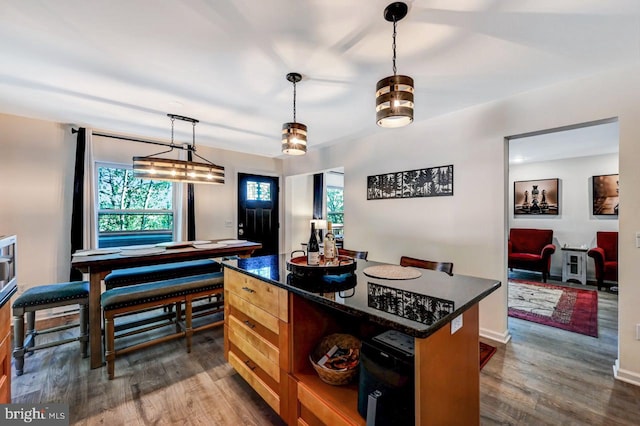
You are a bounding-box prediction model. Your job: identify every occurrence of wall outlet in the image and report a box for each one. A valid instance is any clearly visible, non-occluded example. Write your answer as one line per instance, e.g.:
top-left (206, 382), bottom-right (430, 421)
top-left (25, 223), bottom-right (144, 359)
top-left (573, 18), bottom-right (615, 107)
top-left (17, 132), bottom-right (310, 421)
top-left (451, 315), bottom-right (463, 334)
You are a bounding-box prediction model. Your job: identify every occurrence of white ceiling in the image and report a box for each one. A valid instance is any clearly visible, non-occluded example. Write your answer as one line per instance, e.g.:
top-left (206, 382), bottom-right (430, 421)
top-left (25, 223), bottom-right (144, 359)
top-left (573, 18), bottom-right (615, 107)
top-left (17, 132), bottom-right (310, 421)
top-left (509, 121), bottom-right (619, 165)
top-left (0, 1), bottom-right (638, 158)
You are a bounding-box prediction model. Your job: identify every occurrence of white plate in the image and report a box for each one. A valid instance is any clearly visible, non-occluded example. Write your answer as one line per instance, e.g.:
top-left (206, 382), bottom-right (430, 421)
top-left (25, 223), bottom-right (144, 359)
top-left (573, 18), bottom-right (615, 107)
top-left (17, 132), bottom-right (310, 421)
top-left (189, 240), bottom-right (211, 245)
top-left (155, 241), bottom-right (192, 248)
top-left (119, 244), bottom-right (158, 251)
top-left (192, 243), bottom-right (227, 250)
top-left (118, 247), bottom-right (167, 256)
top-left (72, 248), bottom-right (121, 256)
top-left (216, 239), bottom-right (247, 245)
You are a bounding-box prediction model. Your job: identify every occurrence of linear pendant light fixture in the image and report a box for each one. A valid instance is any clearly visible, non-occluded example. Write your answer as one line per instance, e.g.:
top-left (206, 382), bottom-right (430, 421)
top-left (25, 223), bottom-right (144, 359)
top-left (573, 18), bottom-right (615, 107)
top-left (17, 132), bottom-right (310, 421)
top-left (282, 72), bottom-right (307, 155)
top-left (133, 114), bottom-right (225, 184)
top-left (376, 2), bottom-right (414, 128)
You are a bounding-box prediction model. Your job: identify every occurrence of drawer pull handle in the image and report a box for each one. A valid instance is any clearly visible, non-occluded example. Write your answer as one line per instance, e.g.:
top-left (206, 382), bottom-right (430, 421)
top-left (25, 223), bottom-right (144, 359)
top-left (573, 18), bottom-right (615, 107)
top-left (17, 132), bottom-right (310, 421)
top-left (241, 286), bottom-right (256, 294)
top-left (244, 320), bottom-right (256, 329)
top-left (245, 359), bottom-right (256, 371)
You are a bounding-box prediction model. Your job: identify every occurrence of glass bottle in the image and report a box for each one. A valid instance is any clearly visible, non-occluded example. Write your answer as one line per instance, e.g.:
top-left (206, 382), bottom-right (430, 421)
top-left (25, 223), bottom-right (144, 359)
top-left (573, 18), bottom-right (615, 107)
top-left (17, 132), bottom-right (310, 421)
top-left (307, 222), bottom-right (320, 265)
top-left (323, 221), bottom-right (337, 264)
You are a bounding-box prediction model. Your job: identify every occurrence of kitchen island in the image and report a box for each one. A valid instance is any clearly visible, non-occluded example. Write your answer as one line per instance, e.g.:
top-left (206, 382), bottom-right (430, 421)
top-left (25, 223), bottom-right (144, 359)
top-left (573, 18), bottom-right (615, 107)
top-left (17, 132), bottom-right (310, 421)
top-left (222, 254), bottom-right (500, 425)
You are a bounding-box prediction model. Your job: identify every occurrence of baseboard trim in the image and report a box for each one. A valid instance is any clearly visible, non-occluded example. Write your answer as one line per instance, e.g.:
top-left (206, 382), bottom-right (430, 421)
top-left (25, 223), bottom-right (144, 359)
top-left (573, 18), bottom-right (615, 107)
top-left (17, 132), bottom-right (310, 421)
top-left (480, 327), bottom-right (511, 345)
top-left (613, 359), bottom-right (640, 387)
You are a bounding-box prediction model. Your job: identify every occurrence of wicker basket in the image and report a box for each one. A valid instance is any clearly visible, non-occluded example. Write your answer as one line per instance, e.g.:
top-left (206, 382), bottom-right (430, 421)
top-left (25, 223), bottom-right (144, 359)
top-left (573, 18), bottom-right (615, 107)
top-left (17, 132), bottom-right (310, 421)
top-left (309, 333), bottom-right (361, 385)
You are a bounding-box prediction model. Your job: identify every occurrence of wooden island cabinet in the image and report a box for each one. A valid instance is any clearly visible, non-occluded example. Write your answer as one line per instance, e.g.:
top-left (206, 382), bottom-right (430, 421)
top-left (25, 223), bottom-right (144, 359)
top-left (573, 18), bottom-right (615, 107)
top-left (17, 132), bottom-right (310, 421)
top-left (223, 255), bottom-right (500, 425)
top-left (0, 235), bottom-right (17, 403)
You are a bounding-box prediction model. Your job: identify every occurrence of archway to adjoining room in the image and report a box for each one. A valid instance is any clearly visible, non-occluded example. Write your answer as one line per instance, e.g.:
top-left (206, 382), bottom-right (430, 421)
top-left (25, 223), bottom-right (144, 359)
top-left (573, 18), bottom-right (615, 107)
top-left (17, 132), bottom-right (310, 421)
top-left (505, 117), bottom-right (619, 355)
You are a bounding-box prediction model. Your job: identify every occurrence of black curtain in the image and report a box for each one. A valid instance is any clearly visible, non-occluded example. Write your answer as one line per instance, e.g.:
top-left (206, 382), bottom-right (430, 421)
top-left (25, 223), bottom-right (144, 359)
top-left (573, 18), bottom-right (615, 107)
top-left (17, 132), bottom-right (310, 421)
top-left (69, 128), bottom-right (86, 281)
top-left (313, 173), bottom-right (323, 220)
top-left (187, 150), bottom-right (196, 240)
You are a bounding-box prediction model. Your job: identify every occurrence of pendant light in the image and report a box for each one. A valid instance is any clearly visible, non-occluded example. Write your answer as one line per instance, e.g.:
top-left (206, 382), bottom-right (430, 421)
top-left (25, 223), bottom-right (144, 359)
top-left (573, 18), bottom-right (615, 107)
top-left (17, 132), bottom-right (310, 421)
top-left (376, 2), bottom-right (414, 128)
top-left (133, 114), bottom-right (225, 184)
top-left (282, 72), bottom-right (307, 155)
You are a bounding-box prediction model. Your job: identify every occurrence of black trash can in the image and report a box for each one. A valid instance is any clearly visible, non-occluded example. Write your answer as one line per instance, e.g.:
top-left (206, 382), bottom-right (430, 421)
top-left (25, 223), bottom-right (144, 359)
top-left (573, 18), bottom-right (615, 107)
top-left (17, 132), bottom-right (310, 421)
top-left (357, 330), bottom-right (415, 425)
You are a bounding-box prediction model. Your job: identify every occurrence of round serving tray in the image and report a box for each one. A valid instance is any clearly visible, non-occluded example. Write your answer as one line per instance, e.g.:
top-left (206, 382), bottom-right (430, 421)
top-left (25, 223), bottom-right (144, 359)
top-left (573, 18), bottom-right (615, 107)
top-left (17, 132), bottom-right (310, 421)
top-left (287, 253), bottom-right (357, 279)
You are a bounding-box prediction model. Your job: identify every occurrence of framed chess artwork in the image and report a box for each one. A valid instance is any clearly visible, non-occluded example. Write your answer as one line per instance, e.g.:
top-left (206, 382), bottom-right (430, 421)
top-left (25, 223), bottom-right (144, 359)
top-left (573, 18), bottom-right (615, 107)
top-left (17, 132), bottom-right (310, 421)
top-left (514, 178), bottom-right (559, 216)
top-left (592, 174), bottom-right (619, 215)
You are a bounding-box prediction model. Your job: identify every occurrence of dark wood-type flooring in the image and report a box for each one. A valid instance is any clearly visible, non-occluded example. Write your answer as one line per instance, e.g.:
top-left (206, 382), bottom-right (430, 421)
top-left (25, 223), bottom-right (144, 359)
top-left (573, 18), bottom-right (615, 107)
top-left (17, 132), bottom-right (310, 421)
top-left (11, 275), bottom-right (640, 425)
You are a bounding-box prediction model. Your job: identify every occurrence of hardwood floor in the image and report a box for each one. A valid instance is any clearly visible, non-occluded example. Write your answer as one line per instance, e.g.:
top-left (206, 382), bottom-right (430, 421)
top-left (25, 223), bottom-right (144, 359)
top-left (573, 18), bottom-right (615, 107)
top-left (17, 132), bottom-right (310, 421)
top-left (11, 277), bottom-right (640, 425)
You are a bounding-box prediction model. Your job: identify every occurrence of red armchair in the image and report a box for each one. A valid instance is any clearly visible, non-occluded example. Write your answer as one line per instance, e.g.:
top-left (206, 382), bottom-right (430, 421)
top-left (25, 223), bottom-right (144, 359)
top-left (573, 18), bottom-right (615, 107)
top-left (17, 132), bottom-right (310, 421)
top-left (588, 231), bottom-right (618, 290)
top-left (508, 228), bottom-right (556, 282)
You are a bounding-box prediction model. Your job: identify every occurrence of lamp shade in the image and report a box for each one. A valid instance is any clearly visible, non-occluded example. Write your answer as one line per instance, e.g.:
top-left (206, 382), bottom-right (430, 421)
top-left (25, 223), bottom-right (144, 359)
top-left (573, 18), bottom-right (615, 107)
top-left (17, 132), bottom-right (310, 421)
top-left (376, 74), bottom-right (414, 128)
top-left (133, 156), bottom-right (225, 184)
top-left (282, 122), bottom-right (307, 155)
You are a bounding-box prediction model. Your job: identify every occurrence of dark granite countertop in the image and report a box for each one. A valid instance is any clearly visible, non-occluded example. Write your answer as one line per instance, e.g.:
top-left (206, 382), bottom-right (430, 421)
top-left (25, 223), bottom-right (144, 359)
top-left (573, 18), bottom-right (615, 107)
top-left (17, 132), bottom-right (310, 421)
top-left (221, 254), bottom-right (500, 339)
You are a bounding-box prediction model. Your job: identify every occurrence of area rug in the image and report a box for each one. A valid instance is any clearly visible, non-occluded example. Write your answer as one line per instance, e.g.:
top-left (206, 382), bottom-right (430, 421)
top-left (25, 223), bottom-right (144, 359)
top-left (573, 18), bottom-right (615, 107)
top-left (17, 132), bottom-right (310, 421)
top-left (479, 342), bottom-right (496, 370)
top-left (508, 279), bottom-right (598, 337)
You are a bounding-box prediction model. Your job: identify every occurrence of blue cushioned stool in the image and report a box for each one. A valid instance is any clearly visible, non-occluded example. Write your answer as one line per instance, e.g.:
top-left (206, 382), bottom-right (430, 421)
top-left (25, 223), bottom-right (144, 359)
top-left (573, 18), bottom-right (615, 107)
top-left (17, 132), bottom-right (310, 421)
top-left (12, 281), bottom-right (89, 376)
top-left (104, 259), bottom-right (221, 290)
top-left (101, 272), bottom-right (224, 379)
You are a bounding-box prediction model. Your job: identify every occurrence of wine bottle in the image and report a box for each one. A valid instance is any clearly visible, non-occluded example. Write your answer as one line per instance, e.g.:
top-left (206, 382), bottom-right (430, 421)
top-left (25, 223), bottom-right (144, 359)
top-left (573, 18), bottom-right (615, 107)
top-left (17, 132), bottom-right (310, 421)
top-left (307, 222), bottom-right (320, 265)
top-left (323, 221), bottom-right (337, 263)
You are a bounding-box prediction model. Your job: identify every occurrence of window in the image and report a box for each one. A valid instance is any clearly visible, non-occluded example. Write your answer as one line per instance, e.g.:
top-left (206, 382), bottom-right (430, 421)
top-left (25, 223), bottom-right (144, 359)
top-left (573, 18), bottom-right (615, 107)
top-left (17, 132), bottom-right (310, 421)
top-left (246, 180), bottom-right (272, 201)
top-left (96, 164), bottom-right (174, 248)
top-left (327, 186), bottom-right (344, 238)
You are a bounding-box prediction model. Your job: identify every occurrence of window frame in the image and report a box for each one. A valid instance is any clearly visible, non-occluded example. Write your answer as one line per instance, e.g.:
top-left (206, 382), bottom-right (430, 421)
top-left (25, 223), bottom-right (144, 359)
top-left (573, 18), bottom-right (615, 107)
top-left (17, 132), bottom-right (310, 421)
top-left (94, 161), bottom-right (179, 247)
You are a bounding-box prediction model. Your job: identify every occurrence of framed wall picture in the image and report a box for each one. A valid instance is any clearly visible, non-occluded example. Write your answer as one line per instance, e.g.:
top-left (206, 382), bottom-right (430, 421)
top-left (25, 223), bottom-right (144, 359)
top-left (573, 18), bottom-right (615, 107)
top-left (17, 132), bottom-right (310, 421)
top-left (592, 174), bottom-right (619, 215)
top-left (514, 178), bottom-right (559, 216)
top-left (367, 165), bottom-right (453, 200)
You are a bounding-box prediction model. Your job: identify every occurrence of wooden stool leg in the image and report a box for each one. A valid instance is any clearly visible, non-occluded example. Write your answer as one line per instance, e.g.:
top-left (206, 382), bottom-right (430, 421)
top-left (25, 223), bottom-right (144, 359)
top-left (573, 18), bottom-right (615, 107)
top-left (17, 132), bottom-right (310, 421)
top-left (12, 309), bottom-right (25, 376)
top-left (25, 311), bottom-right (36, 351)
top-left (79, 303), bottom-right (89, 358)
top-left (185, 297), bottom-right (193, 353)
top-left (104, 313), bottom-right (115, 380)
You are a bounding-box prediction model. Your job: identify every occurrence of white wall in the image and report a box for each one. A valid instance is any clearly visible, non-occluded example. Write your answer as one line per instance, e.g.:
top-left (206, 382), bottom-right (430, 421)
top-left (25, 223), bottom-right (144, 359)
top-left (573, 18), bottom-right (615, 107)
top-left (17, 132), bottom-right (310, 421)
top-left (509, 153), bottom-right (619, 279)
top-left (0, 114), bottom-right (74, 288)
top-left (283, 65), bottom-right (640, 385)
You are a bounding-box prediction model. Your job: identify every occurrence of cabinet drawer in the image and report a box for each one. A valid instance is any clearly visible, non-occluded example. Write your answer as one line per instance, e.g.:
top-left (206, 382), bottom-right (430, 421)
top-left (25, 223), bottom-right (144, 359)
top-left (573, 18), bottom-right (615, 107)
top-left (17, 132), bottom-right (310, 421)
top-left (0, 302), bottom-right (9, 340)
top-left (298, 382), bottom-right (359, 426)
top-left (228, 315), bottom-right (280, 381)
top-left (0, 333), bottom-right (10, 404)
top-left (227, 291), bottom-right (280, 336)
top-left (229, 350), bottom-right (280, 415)
top-left (225, 269), bottom-right (288, 321)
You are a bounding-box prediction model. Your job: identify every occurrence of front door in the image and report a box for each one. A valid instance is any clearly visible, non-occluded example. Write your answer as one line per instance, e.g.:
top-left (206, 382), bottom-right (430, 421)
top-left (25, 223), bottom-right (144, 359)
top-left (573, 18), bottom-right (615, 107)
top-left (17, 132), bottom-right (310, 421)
top-left (237, 173), bottom-right (279, 256)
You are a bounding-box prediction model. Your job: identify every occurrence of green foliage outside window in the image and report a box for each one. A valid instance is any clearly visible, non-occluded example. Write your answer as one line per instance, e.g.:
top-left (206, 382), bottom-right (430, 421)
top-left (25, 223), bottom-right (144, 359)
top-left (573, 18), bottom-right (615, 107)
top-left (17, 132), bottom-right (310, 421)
top-left (98, 167), bottom-right (173, 232)
top-left (327, 186), bottom-right (344, 230)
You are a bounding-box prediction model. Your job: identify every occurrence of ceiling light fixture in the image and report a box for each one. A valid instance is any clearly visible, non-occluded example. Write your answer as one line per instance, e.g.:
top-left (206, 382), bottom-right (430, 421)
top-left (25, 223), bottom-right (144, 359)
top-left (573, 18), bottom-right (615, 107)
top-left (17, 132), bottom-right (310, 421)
top-left (133, 114), bottom-right (225, 184)
top-left (376, 2), bottom-right (414, 128)
top-left (282, 72), bottom-right (307, 155)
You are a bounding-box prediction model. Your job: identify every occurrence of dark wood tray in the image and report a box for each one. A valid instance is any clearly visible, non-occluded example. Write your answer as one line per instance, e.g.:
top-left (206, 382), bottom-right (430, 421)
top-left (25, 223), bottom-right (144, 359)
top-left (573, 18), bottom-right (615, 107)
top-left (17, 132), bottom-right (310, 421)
top-left (287, 253), bottom-right (357, 279)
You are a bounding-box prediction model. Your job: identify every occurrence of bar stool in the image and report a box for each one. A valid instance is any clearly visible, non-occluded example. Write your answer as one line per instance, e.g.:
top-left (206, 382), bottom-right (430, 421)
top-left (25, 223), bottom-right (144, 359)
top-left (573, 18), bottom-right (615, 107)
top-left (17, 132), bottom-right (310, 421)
top-left (12, 281), bottom-right (90, 376)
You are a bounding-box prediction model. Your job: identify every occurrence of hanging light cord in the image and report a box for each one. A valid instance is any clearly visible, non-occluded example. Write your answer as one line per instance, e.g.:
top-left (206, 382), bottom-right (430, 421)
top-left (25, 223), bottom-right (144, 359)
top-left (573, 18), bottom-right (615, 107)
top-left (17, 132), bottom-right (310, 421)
top-left (292, 79), bottom-right (297, 123)
top-left (392, 16), bottom-right (398, 75)
top-left (191, 120), bottom-right (197, 153)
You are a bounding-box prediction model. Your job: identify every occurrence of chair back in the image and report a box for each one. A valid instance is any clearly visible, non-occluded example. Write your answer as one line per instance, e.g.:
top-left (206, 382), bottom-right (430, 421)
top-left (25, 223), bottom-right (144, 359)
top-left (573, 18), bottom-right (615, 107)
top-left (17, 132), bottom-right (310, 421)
top-left (399, 256), bottom-right (453, 276)
top-left (338, 248), bottom-right (368, 260)
top-left (596, 231), bottom-right (618, 261)
top-left (509, 228), bottom-right (553, 254)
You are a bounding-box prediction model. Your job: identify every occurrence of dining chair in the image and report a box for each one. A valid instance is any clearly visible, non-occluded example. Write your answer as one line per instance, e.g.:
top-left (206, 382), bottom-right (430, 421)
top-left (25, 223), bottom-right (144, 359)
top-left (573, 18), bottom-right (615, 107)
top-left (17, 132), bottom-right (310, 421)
top-left (338, 248), bottom-right (368, 260)
top-left (399, 256), bottom-right (453, 276)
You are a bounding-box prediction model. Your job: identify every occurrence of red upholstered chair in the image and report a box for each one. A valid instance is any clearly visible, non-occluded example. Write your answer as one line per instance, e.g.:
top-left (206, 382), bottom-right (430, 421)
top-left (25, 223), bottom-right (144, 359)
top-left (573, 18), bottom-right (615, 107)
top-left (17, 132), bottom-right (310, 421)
top-left (588, 231), bottom-right (618, 290)
top-left (508, 228), bottom-right (556, 282)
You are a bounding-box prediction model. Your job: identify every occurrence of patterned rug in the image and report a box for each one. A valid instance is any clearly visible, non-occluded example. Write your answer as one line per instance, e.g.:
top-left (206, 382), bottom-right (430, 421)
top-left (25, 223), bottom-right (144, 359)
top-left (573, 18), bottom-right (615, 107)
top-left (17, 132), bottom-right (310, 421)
top-left (508, 279), bottom-right (598, 337)
top-left (479, 342), bottom-right (497, 370)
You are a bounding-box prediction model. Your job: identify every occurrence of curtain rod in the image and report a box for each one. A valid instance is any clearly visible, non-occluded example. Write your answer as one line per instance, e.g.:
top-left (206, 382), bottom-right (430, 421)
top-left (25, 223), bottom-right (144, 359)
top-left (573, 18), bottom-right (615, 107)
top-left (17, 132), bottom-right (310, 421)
top-left (71, 128), bottom-right (188, 150)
